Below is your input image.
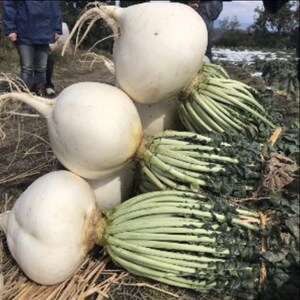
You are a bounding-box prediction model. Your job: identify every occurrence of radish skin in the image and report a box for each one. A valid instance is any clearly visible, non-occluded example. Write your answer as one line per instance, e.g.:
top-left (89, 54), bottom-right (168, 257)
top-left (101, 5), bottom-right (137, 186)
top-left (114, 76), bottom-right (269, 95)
top-left (0, 82), bottom-right (143, 179)
top-left (76, 58), bottom-right (182, 136)
top-left (5, 171), bottom-right (100, 285)
top-left (88, 162), bottom-right (136, 212)
top-left (134, 96), bottom-right (183, 136)
top-left (112, 3), bottom-right (207, 103)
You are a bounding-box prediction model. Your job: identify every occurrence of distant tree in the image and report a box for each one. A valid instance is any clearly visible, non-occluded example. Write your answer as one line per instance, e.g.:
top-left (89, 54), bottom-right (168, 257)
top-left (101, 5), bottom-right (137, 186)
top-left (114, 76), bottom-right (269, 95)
top-left (249, 1), bottom-right (298, 47)
top-left (218, 16), bottom-right (241, 32)
top-left (214, 16), bottom-right (243, 48)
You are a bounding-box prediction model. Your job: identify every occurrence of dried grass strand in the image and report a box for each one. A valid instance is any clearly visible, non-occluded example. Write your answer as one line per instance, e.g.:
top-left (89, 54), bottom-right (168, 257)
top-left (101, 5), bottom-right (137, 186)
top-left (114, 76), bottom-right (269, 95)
top-left (117, 282), bottom-right (180, 298)
top-left (0, 159), bottom-right (55, 185)
top-left (79, 53), bottom-right (115, 75)
top-left (0, 253), bottom-right (126, 300)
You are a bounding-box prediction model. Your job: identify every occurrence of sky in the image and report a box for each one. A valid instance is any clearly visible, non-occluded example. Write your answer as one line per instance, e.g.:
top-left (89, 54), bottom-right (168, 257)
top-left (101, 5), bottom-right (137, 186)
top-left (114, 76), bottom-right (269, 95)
top-left (218, 1), bottom-right (264, 28)
top-left (116, 1), bottom-right (264, 29)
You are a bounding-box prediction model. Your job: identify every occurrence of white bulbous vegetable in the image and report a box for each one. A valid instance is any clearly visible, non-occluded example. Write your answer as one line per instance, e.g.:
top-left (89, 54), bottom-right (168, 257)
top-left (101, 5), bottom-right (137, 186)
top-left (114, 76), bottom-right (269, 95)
top-left (64, 2), bottom-right (208, 104)
top-left (3, 171), bottom-right (100, 285)
top-left (88, 162), bottom-right (136, 212)
top-left (0, 82), bottom-right (143, 179)
top-left (112, 3), bottom-right (207, 103)
top-left (134, 96), bottom-right (183, 136)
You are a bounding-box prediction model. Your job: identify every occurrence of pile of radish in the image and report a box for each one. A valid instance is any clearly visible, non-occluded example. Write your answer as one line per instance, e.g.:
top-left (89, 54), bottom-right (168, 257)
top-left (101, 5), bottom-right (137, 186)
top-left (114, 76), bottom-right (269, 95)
top-left (0, 84), bottom-right (287, 199)
top-left (0, 1), bottom-right (298, 299)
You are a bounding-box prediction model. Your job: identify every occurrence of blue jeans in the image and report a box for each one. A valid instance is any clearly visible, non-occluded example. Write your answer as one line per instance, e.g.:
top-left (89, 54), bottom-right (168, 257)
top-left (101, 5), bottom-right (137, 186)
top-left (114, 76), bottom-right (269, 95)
top-left (16, 44), bottom-right (49, 86)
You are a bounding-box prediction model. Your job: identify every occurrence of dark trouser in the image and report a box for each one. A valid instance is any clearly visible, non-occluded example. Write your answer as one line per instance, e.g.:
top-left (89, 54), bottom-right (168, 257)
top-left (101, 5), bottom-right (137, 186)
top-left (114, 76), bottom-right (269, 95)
top-left (46, 50), bottom-right (55, 89)
top-left (296, 26), bottom-right (299, 82)
top-left (16, 44), bottom-right (49, 87)
top-left (198, 12), bottom-right (214, 61)
top-left (205, 21), bottom-right (213, 61)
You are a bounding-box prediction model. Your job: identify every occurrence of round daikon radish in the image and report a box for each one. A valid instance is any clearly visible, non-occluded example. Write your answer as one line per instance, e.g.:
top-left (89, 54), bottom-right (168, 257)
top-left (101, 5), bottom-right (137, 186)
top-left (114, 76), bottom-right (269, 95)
top-left (64, 2), bottom-right (208, 104)
top-left (0, 82), bottom-right (143, 179)
top-left (4, 171), bottom-right (99, 285)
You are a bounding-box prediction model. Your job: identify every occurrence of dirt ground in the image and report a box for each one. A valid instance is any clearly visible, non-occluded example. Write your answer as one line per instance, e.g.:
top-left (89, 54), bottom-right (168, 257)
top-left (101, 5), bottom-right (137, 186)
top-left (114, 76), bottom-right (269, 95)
top-left (0, 47), bottom-right (299, 300)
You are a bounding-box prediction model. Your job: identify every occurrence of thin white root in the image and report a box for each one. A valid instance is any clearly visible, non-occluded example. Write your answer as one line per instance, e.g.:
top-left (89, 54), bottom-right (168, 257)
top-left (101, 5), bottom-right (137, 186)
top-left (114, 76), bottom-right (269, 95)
top-left (87, 33), bottom-right (117, 54)
top-left (0, 211), bottom-right (11, 234)
top-left (0, 73), bottom-right (31, 94)
top-left (62, 3), bottom-right (120, 56)
top-left (0, 92), bottom-right (53, 120)
top-left (0, 73), bottom-right (34, 140)
top-left (79, 53), bottom-right (115, 75)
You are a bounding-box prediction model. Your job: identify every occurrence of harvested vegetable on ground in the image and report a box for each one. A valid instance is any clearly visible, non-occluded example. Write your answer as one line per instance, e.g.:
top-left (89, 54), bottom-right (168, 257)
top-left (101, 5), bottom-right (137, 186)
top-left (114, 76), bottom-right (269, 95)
top-left (63, 2), bottom-right (208, 104)
top-left (2, 178), bottom-right (299, 299)
top-left (0, 80), bottom-right (143, 179)
top-left (63, 2), bottom-right (276, 134)
top-left (2, 171), bottom-right (99, 285)
top-left (138, 130), bottom-right (299, 196)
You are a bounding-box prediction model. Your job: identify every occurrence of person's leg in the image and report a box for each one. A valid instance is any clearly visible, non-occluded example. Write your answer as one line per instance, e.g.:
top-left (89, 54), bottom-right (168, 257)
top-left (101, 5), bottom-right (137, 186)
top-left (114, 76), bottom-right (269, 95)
top-left (15, 44), bottom-right (35, 89)
top-left (296, 26), bottom-right (299, 82)
top-left (34, 45), bottom-right (50, 95)
top-left (205, 22), bottom-right (213, 62)
top-left (45, 51), bottom-right (56, 96)
top-left (46, 50), bottom-right (55, 89)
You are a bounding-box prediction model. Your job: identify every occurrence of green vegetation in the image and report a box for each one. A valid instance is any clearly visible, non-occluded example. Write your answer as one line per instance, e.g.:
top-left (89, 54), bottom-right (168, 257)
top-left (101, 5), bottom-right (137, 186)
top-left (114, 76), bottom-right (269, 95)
top-left (139, 127), bottom-right (299, 197)
top-left (102, 190), bottom-right (299, 300)
top-left (253, 58), bottom-right (299, 101)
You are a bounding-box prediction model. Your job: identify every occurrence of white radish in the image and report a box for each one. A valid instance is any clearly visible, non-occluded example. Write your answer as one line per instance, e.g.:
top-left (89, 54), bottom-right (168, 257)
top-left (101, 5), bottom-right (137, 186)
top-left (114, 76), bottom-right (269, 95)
top-left (63, 2), bottom-right (208, 104)
top-left (88, 162), bottom-right (136, 212)
top-left (134, 96), bottom-right (183, 136)
top-left (0, 82), bottom-right (143, 179)
top-left (3, 171), bottom-right (100, 285)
